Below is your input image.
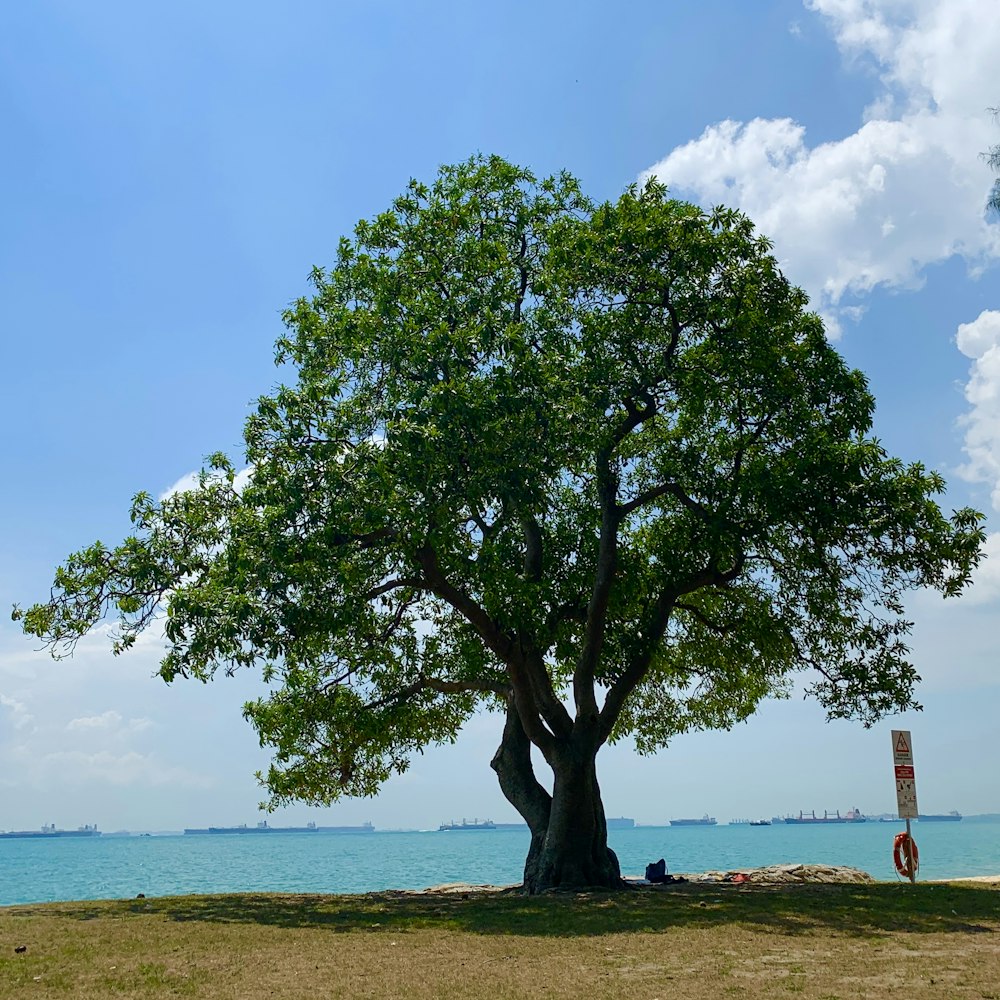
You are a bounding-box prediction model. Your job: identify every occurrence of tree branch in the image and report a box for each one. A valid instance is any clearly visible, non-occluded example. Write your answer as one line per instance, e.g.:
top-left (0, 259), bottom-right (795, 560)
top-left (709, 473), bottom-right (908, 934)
top-left (491, 694), bottom-right (552, 836)
top-left (415, 543), bottom-right (564, 750)
top-left (597, 551), bottom-right (747, 741)
top-left (327, 527), bottom-right (399, 550)
top-left (597, 589), bottom-right (676, 741)
top-left (673, 601), bottom-right (733, 635)
top-left (363, 577), bottom-right (426, 601)
top-left (364, 674), bottom-right (510, 712)
top-left (574, 452), bottom-right (619, 724)
top-left (618, 480), bottom-right (713, 520)
top-left (416, 545), bottom-right (515, 662)
top-left (573, 397), bottom-right (660, 725)
top-left (521, 514), bottom-right (543, 581)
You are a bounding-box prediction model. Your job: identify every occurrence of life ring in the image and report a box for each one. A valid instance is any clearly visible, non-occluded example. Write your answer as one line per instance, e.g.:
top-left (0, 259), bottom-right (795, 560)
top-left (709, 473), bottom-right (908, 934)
top-left (893, 832), bottom-right (919, 878)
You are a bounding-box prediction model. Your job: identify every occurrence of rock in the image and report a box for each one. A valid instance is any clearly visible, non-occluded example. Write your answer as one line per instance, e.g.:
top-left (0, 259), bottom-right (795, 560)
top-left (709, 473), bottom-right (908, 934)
top-left (669, 864), bottom-right (874, 886)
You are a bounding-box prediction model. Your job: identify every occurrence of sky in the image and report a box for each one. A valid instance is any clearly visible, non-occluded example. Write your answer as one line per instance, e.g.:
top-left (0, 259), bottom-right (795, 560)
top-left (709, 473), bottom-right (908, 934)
top-left (1, 0), bottom-right (998, 833)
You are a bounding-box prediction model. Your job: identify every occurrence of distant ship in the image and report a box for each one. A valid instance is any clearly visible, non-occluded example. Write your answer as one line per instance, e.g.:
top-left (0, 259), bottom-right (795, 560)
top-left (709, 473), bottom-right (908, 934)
top-left (606, 817), bottom-right (635, 829)
top-left (487, 817), bottom-right (634, 831)
top-left (729, 819), bottom-right (771, 826)
top-left (183, 821), bottom-right (375, 835)
top-left (917, 811), bottom-right (962, 822)
top-left (438, 818), bottom-right (496, 831)
top-left (0, 824), bottom-right (101, 840)
top-left (670, 815), bottom-right (717, 826)
top-left (784, 808), bottom-right (866, 825)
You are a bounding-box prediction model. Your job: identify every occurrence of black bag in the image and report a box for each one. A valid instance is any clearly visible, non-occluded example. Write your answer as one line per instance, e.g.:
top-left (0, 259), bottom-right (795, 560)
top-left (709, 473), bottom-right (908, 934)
top-left (645, 858), bottom-right (667, 883)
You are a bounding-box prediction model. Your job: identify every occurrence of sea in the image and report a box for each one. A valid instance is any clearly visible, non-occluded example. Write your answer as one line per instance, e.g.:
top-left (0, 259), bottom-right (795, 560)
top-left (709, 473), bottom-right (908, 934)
top-left (1, 821), bottom-right (997, 907)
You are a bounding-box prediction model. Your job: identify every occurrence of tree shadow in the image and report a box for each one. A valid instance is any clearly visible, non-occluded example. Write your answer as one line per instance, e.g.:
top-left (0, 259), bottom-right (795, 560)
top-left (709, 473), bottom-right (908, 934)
top-left (11, 882), bottom-right (997, 938)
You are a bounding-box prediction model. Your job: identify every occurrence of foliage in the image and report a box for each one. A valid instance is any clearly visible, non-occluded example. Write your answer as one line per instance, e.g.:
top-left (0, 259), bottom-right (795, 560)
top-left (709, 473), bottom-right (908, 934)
top-left (15, 156), bottom-right (984, 816)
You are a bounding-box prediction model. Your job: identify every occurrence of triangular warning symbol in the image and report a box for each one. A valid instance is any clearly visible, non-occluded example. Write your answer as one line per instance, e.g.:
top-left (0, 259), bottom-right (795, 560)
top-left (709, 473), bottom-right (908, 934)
top-left (895, 733), bottom-right (910, 753)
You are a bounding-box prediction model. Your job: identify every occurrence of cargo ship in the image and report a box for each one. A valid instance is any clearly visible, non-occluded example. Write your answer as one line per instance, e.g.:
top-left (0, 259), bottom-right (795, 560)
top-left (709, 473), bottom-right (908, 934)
top-left (438, 818), bottom-right (496, 831)
top-left (0, 824), bottom-right (101, 839)
top-left (784, 808), bottom-right (866, 824)
top-left (606, 817), bottom-right (635, 829)
top-left (183, 821), bottom-right (375, 835)
top-left (917, 811), bottom-right (962, 822)
top-left (669, 815), bottom-right (717, 826)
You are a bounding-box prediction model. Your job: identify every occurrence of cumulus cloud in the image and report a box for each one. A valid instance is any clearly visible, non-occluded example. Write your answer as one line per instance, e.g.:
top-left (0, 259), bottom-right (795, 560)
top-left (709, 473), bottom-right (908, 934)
top-left (641, 0), bottom-right (1000, 335)
top-left (955, 309), bottom-right (1000, 601)
top-left (6, 748), bottom-right (214, 789)
top-left (963, 531), bottom-right (1000, 604)
top-left (0, 697), bottom-right (208, 792)
top-left (66, 710), bottom-right (154, 735)
top-left (0, 693), bottom-right (34, 731)
top-left (66, 710), bottom-right (122, 731)
top-left (957, 309), bottom-right (1000, 507)
top-left (159, 465), bottom-right (253, 501)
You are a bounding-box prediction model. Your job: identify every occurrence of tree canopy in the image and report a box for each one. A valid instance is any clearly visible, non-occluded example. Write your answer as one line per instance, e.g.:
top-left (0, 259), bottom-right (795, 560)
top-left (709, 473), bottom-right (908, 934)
top-left (16, 155), bottom-right (984, 891)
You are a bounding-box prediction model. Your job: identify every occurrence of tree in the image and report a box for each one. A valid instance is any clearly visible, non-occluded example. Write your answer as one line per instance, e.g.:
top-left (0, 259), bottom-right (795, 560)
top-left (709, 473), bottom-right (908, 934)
top-left (15, 156), bottom-right (984, 893)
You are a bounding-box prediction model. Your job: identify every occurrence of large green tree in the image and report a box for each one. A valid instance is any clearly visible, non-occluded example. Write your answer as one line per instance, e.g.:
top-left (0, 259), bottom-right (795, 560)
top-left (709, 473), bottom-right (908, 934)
top-left (16, 157), bottom-right (983, 892)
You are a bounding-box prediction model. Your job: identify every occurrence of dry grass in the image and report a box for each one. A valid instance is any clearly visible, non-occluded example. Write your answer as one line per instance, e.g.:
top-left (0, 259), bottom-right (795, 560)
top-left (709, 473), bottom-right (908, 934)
top-left (2, 881), bottom-right (998, 999)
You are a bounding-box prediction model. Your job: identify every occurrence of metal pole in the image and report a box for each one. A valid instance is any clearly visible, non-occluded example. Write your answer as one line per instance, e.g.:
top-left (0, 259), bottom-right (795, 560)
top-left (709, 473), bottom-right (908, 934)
top-left (905, 818), bottom-right (915, 883)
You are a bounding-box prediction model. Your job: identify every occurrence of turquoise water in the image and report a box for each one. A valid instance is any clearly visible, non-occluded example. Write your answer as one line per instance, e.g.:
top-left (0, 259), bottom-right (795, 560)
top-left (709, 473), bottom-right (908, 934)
top-left (1, 822), bottom-right (997, 906)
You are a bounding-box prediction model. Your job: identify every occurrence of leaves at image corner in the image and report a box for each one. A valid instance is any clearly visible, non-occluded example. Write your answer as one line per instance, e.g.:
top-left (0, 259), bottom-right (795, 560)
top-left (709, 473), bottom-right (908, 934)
top-left (15, 155), bottom-right (984, 888)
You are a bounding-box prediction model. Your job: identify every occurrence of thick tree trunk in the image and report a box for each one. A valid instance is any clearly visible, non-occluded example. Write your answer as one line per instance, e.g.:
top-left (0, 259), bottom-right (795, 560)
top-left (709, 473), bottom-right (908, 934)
top-left (528, 749), bottom-right (622, 892)
top-left (491, 702), bottom-right (622, 893)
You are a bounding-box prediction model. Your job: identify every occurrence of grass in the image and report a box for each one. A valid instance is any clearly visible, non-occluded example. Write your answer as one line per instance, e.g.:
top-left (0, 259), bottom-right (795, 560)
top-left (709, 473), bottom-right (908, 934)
top-left (1, 881), bottom-right (998, 999)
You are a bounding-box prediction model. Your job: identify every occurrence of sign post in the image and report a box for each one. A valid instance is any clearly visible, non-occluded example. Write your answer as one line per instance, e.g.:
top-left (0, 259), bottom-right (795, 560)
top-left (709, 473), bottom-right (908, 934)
top-left (892, 729), bottom-right (918, 883)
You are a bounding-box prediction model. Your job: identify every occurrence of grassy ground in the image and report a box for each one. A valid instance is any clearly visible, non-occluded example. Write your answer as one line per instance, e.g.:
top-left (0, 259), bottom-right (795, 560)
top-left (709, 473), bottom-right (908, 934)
top-left (2, 881), bottom-right (998, 999)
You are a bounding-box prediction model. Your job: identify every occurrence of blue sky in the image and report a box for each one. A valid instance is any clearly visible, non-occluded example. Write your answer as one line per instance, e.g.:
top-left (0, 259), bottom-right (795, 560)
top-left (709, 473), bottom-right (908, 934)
top-left (1, 0), bottom-right (998, 832)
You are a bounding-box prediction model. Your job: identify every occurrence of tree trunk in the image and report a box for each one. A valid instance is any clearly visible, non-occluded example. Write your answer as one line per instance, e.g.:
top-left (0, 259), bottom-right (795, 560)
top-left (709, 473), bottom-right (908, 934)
top-left (491, 702), bottom-right (621, 894)
top-left (528, 748), bottom-right (622, 892)
top-left (490, 699), bottom-right (551, 890)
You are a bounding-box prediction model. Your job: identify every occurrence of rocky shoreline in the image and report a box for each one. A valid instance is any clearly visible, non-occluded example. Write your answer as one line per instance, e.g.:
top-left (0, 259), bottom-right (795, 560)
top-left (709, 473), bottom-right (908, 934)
top-left (373, 865), bottom-right (1000, 897)
top-left (650, 863), bottom-right (876, 885)
top-left (375, 864), bottom-right (878, 897)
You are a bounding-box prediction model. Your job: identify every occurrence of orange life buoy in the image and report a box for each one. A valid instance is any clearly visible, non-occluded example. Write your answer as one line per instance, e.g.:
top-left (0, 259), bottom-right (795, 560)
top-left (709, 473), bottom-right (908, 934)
top-left (893, 831), bottom-right (919, 878)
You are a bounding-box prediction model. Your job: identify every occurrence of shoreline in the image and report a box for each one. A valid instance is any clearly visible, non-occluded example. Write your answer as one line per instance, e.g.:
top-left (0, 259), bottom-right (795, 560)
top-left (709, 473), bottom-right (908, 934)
top-left (385, 865), bottom-right (1000, 894)
top-left (4, 867), bottom-right (1000, 909)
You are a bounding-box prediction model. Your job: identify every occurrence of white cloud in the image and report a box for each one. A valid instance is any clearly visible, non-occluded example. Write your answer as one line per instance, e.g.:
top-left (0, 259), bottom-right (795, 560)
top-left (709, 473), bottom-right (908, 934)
top-left (0, 692), bottom-right (34, 731)
top-left (66, 710), bottom-right (154, 735)
top-left (955, 309), bottom-right (1000, 603)
top-left (962, 531), bottom-right (1000, 604)
top-left (66, 710), bottom-right (122, 731)
top-left (957, 310), bottom-right (1000, 510)
top-left (10, 748), bottom-right (214, 790)
top-left (160, 470), bottom-right (201, 498)
top-left (957, 309), bottom-right (1000, 361)
top-left (641, 0), bottom-right (1000, 336)
top-left (160, 465), bottom-right (253, 501)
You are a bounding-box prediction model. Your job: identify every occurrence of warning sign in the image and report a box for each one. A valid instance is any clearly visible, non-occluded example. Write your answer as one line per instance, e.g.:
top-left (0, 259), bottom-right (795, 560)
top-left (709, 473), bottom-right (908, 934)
top-left (891, 730), bottom-right (918, 819)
